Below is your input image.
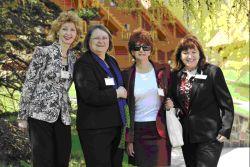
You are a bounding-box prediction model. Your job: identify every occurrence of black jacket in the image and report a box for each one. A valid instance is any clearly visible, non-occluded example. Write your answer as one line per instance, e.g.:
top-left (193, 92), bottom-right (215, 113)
top-left (73, 51), bottom-right (122, 130)
top-left (170, 63), bottom-right (234, 143)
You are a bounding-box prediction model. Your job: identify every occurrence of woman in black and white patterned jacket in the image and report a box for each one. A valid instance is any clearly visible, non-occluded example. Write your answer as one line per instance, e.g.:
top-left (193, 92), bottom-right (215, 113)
top-left (18, 11), bottom-right (83, 167)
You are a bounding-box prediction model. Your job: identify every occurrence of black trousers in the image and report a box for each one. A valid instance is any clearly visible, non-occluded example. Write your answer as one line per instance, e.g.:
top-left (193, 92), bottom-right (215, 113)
top-left (28, 117), bottom-right (71, 167)
top-left (182, 140), bottom-right (223, 167)
top-left (78, 126), bottom-right (122, 167)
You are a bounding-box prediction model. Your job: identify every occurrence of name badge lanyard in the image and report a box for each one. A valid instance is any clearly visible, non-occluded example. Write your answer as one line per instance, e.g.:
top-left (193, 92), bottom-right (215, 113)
top-left (59, 45), bottom-right (69, 71)
top-left (92, 53), bottom-right (127, 126)
top-left (60, 47), bottom-right (70, 79)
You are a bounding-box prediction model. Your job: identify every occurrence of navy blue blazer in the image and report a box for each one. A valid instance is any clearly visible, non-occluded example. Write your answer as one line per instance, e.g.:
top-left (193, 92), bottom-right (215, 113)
top-left (73, 51), bottom-right (122, 130)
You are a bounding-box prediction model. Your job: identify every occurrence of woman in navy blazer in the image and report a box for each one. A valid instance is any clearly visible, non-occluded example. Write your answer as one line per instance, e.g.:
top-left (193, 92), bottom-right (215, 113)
top-left (73, 24), bottom-right (127, 167)
top-left (167, 35), bottom-right (234, 167)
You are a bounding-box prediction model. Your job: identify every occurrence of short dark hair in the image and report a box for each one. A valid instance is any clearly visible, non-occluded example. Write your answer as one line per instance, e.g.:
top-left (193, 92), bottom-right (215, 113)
top-left (173, 35), bottom-right (206, 71)
top-left (83, 24), bottom-right (113, 52)
top-left (128, 28), bottom-right (153, 57)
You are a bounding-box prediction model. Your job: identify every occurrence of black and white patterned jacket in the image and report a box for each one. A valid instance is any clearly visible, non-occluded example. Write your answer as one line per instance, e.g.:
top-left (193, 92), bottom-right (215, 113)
top-left (18, 42), bottom-right (76, 125)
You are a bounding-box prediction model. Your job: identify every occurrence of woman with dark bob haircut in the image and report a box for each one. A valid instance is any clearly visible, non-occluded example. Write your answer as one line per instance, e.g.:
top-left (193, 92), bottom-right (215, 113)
top-left (123, 28), bottom-right (172, 166)
top-left (166, 35), bottom-right (234, 167)
top-left (73, 24), bottom-right (127, 167)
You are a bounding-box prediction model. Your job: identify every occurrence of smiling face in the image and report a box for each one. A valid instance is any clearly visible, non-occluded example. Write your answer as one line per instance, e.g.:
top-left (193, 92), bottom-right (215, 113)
top-left (131, 42), bottom-right (151, 62)
top-left (89, 28), bottom-right (110, 56)
top-left (58, 22), bottom-right (77, 46)
top-left (181, 46), bottom-right (200, 71)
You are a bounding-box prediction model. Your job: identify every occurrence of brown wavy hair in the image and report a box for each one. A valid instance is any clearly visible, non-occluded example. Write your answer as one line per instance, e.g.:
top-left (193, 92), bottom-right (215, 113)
top-left (128, 28), bottom-right (154, 58)
top-left (47, 11), bottom-right (83, 48)
top-left (173, 35), bottom-right (206, 71)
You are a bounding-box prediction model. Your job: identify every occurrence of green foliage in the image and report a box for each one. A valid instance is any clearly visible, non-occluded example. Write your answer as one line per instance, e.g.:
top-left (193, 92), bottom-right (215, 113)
top-left (166, 0), bottom-right (249, 40)
top-left (20, 160), bottom-right (30, 167)
top-left (0, 0), bottom-right (61, 112)
top-left (0, 87), bottom-right (21, 113)
top-left (78, 7), bottom-right (100, 21)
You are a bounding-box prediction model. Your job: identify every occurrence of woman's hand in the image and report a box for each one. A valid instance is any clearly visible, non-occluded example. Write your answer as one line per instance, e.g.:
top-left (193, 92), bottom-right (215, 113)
top-left (217, 134), bottom-right (227, 143)
top-left (18, 120), bottom-right (28, 131)
top-left (165, 98), bottom-right (174, 110)
top-left (127, 142), bottom-right (135, 157)
top-left (116, 86), bottom-right (127, 99)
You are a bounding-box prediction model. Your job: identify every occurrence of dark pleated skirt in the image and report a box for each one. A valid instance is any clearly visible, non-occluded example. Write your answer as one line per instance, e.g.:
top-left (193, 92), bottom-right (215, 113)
top-left (128, 121), bottom-right (171, 167)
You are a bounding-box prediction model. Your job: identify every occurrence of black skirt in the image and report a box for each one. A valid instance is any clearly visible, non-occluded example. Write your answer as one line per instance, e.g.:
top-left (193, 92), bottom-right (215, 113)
top-left (129, 121), bottom-right (171, 167)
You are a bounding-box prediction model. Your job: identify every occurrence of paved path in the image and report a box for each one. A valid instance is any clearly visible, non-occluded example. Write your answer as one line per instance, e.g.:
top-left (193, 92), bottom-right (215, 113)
top-left (218, 147), bottom-right (249, 167)
top-left (171, 147), bottom-right (250, 167)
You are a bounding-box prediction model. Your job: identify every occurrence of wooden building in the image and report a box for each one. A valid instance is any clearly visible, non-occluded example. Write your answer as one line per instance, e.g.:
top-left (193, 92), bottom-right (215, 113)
top-left (52, 0), bottom-right (189, 68)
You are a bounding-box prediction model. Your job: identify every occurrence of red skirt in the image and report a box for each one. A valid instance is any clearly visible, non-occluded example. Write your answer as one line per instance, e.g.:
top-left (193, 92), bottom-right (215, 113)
top-left (129, 121), bottom-right (171, 167)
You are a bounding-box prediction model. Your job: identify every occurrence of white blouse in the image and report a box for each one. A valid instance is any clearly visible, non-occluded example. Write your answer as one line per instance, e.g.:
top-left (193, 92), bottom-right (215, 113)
top-left (134, 69), bottom-right (161, 122)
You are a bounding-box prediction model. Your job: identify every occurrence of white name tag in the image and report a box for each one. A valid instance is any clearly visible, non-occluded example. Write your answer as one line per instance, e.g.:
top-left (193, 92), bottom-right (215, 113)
top-left (195, 74), bottom-right (207, 80)
top-left (105, 77), bottom-right (115, 86)
top-left (158, 88), bottom-right (165, 96)
top-left (61, 70), bottom-right (70, 79)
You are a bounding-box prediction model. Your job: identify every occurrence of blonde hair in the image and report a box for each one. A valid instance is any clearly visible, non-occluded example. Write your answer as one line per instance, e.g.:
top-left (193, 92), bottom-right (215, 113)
top-left (48, 11), bottom-right (83, 48)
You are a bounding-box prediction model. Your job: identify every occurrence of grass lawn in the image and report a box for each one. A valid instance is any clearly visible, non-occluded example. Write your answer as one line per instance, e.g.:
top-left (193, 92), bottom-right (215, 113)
top-left (226, 82), bottom-right (249, 117)
top-left (70, 114), bottom-right (85, 166)
top-left (225, 81), bottom-right (249, 117)
top-left (227, 83), bottom-right (249, 102)
top-left (69, 83), bottom-right (77, 99)
top-left (223, 68), bottom-right (249, 116)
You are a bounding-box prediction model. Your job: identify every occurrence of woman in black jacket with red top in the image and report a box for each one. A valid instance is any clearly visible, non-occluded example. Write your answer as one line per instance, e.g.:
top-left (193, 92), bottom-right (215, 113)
top-left (166, 35), bottom-right (234, 167)
top-left (123, 28), bottom-right (172, 167)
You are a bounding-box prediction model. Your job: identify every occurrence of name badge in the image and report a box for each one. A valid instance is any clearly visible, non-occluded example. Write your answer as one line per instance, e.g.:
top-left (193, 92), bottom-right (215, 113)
top-left (195, 74), bottom-right (207, 80)
top-left (61, 70), bottom-right (70, 79)
top-left (158, 88), bottom-right (164, 96)
top-left (105, 77), bottom-right (115, 86)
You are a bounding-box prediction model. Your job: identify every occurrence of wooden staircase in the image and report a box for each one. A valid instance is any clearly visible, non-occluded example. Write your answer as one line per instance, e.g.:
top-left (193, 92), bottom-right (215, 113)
top-left (51, 0), bottom-right (189, 69)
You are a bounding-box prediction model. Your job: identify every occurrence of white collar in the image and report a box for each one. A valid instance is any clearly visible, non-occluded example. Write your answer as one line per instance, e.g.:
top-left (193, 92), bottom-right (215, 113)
top-left (184, 68), bottom-right (197, 80)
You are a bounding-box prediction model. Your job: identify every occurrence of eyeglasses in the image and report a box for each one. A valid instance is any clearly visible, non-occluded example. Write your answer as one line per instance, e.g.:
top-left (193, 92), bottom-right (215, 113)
top-left (132, 45), bottom-right (151, 51)
top-left (91, 36), bottom-right (109, 41)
